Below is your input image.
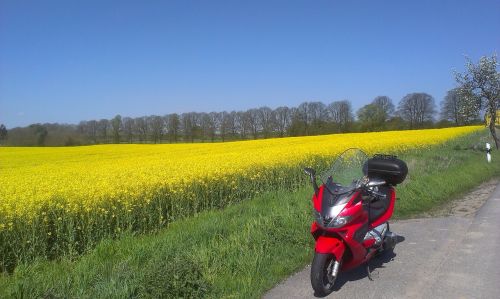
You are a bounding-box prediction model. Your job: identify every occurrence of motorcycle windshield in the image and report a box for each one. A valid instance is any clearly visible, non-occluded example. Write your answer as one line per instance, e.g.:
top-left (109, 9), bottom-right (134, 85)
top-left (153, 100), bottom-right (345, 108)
top-left (321, 148), bottom-right (368, 197)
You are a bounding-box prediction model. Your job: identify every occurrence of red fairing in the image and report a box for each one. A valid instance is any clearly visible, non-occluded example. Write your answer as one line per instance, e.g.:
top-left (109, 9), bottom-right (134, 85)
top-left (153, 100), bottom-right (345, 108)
top-left (310, 221), bottom-right (320, 237)
top-left (309, 186), bottom-right (397, 271)
top-left (315, 236), bottom-right (346, 261)
top-left (312, 185), bottom-right (324, 211)
top-left (370, 187), bottom-right (396, 228)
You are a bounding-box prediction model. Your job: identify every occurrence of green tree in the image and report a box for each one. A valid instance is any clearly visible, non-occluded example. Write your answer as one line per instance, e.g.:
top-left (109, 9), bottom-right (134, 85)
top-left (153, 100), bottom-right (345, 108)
top-left (357, 96), bottom-right (394, 131)
top-left (372, 96), bottom-right (395, 119)
top-left (29, 124), bottom-right (48, 146)
top-left (357, 104), bottom-right (383, 131)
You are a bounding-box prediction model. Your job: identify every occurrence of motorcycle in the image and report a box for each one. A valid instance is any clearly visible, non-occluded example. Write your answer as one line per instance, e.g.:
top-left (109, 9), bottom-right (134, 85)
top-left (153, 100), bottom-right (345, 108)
top-left (304, 148), bottom-right (408, 296)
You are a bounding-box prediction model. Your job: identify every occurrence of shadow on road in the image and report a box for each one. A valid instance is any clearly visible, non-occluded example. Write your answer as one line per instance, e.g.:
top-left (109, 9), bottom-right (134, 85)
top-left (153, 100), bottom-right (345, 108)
top-left (316, 235), bottom-right (406, 296)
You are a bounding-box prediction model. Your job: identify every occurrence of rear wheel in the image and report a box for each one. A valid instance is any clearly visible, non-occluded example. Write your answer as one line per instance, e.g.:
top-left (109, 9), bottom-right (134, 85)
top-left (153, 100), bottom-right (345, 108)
top-left (310, 253), bottom-right (341, 296)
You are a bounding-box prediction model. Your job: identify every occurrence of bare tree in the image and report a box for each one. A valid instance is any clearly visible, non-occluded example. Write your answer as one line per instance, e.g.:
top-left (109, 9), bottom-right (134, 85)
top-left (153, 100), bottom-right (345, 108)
top-left (218, 112), bottom-right (227, 141)
top-left (167, 113), bottom-right (180, 142)
top-left (397, 93), bottom-right (435, 129)
top-left (181, 113), bottom-right (197, 142)
top-left (229, 111), bottom-right (239, 138)
top-left (291, 101), bottom-right (327, 135)
top-left (297, 102), bottom-right (310, 135)
top-left (441, 88), bottom-right (478, 125)
top-left (455, 54), bottom-right (500, 148)
top-left (274, 106), bottom-right (291, 137)
top-left (235, 111), bottom-right (248, 139)
top-left (373, 96), bottom-right (395, 119)
top-left (88, 120), bottom-right (98, 143)
top-left (122, 117), bottom-right (134, 143)
top-left (77, 120), bottom-right (97, 144)
top-left (327, 100), bottom-right (353, 132)
top-left (308, 102), bottom-right (328, 134)
top-left (440, 89), bottom-right (460, 125)
top-left (97, 119), bottom-right (109, 143)
top-left (149, 115), bottom-right (165, 143)
top-left (246, 109), bottom-right (260, 139)
top-left (134, 117), bottom-right (149, 142)
top-left (218, 111), bottom-right (239, 141)
top-left (110, 115), bottom-right (122, 143)
top-left (339, 101), bottom-right (354, 132)
top-left (208, 112), bottom-right (221, 142)
top-left (257, 106), bottom-right (275, 138)
top-left (288, 107), bottom-right (305, 136)
top-left (308, 102), bottom-right (327, 122)
top-left (191, 113), bottom-right (201, 141)
top-left (180, 113), bottom-right (190, 142)
top-left (199, 113), bottom-right (214, 142)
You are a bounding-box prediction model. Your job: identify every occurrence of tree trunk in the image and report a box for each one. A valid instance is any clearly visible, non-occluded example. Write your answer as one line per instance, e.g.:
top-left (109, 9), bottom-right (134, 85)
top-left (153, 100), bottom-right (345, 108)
top-left (489, 109), bottom-right (499, 149)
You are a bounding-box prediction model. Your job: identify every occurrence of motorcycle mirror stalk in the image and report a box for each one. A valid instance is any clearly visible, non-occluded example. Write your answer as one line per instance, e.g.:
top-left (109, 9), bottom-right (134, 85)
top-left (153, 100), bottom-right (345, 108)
top-left (304, 167), bottom-right (319, 194)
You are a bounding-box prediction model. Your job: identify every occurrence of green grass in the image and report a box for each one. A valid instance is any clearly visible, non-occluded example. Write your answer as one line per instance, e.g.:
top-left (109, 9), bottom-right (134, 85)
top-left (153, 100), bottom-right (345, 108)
top-left (1, 130), bottom-right (499, 298)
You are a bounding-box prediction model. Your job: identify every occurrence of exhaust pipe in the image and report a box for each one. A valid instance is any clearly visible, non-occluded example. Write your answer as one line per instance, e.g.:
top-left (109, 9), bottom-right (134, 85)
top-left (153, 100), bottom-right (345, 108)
top-left (383, 231), bottom-right (398, 250)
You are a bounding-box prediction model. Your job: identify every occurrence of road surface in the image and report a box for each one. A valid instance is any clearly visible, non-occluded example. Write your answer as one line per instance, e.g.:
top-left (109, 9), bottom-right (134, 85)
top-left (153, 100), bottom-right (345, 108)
top-left (264, 181), bottom-right (500, 299)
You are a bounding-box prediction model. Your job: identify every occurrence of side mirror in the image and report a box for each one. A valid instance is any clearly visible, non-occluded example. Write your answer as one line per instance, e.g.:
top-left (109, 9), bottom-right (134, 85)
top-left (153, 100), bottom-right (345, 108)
top-left (304, 167), bottom-right (316, 177)
top-left (304, 167), bottom-right (319, 194)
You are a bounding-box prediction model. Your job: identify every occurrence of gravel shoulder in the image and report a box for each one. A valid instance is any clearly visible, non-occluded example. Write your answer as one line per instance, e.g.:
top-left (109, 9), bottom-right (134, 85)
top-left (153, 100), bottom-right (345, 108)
top-left (264, 179), bottom-right (500, 299)
top-left (421, 178), bottom-right (499, 218)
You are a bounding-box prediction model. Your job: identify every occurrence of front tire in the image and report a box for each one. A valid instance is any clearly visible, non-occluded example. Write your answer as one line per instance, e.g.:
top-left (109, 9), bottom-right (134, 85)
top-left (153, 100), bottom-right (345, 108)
top-left (310, 253), bottom-right (340, 296)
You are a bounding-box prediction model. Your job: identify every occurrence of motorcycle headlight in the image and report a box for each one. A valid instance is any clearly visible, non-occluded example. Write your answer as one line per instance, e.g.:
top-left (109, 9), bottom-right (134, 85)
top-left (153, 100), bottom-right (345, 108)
top-left (330, 216), bottom-right (351, 228)
top-left (314, 210), bottom-right (351, 228)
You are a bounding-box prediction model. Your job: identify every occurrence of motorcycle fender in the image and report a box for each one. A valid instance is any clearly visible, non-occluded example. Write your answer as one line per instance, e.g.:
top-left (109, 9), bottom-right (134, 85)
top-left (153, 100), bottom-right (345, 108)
top-left (315, 236), bottom-right (345, 261)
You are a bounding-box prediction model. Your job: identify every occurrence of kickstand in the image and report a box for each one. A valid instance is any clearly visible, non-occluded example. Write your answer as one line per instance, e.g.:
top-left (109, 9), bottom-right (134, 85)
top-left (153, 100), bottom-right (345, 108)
top-left (366, 263), bottom-right (374, 281)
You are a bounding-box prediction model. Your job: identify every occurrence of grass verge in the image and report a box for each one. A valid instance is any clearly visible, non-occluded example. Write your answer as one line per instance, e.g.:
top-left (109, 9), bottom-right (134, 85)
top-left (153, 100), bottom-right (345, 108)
top-left (1, 129), bottom-right (499, 298)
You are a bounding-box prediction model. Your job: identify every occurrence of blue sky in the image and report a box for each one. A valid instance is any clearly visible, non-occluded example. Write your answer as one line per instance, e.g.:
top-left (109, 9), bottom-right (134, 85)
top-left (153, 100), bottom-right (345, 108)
top-left (1, 0), bottom-right (499, 128)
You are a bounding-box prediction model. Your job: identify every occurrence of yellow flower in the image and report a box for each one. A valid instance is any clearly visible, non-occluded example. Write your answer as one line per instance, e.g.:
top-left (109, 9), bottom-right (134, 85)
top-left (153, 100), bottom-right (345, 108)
top-left (0, 126), bottom-right (482, 228)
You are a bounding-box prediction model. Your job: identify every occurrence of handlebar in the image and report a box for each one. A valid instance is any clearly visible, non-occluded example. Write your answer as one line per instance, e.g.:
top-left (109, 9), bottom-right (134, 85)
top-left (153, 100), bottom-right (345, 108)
top-left (368, 189), bottom-right (387, 199)
top-left (358, 176), bottom-right (387, 200)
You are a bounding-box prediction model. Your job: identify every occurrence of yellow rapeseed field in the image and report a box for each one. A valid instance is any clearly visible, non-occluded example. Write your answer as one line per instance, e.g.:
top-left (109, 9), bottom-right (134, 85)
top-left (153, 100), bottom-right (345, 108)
top-left (0, 126), bottom-right (479, 220)
top-left (0, 126), bottom-right (482, 271)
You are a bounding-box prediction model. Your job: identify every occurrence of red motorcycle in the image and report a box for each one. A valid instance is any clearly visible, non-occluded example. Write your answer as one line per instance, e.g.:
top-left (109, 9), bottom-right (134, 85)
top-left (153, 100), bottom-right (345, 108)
top-left (304, 148), bottom-right (408, 296)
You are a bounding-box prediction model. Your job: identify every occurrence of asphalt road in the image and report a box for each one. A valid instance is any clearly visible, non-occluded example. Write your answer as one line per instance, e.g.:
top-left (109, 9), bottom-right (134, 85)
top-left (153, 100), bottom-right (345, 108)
top-left (264, 183), bottom-right (500, 299)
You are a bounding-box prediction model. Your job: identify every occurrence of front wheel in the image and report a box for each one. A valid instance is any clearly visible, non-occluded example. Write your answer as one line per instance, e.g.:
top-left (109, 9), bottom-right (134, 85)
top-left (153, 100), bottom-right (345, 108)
top-left (310, 253), bottom-right (341, 296)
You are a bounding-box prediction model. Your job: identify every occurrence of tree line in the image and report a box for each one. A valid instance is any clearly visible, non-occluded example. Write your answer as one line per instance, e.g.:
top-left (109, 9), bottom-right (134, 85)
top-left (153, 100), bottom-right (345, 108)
top-left (0, 91), bottom-right (481, 146)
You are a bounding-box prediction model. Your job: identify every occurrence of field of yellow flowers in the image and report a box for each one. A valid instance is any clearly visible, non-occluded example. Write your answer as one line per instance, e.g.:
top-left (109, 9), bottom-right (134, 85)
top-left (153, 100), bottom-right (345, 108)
top-left (0, 126), bottom-right (481, 272)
